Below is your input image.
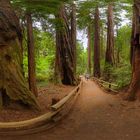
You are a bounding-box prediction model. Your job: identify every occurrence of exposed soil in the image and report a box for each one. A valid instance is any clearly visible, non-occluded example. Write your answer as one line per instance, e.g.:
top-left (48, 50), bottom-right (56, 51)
top-left (0, 84), bottom-right (75, 122)
top-left (2, 79), bottom-right (140, 140)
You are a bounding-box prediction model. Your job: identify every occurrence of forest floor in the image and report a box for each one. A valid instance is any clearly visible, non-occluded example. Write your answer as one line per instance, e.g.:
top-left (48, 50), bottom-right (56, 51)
top-left (2, 79), bottom-right (140, 140)
top-left (0, 84), bottom-right (74, 122)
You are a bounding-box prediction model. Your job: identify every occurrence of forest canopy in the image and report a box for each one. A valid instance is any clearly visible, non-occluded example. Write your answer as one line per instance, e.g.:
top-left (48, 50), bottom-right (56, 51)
top-left (0, 0), bottom-right (139, 110)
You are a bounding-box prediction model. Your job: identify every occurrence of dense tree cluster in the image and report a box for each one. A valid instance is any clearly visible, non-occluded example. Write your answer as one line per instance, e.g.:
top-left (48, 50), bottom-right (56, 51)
top-left (0, 0), bottom-right (139, 110)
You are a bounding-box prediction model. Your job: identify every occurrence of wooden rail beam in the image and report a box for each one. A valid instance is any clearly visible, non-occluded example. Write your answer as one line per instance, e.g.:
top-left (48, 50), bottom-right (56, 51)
top-left (51, 81), bottom-right (82, 111)
top-left (0, 81), bottom-right (83, 130)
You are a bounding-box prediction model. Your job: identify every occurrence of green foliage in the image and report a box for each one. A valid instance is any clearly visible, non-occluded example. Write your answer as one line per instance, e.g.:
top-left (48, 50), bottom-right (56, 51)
top-left (77, 0), bottom-right (132, 90)
top-left (11, 0), bottom-right (73, 31)
top-left (103, 63), bottom-right (131, 89)
top-left (102, 25), bottom-right (132, 89)
top-left (114, 26), bottom-right (131, 88)
top-left (11, 0), bottom-right (72, 14)
top-left (76, 42), bottom-right (87, 75)
top-left (23, 29), bottom-right (55, 83)
top-left (112, 64), bottom-right (131, 88)
top-left (12, 0), bottom-right (133, 88)
top-left (115, 25), bottom-right (131, 62)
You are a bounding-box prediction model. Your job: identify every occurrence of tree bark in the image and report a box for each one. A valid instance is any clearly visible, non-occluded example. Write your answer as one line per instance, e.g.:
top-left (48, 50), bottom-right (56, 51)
top-left (100, 23), bottom-right (105, 60)
top-left (124, 0), bottom-right (140, 101)
top-left (55, 4), bottom-right (77, 85)
top-left (94, 7), bottom-right (100, 78)
top-left (26, 12), bottom-right (38, 97)
top-left (0, 0), bottom-right (40, 109)
top-left (87, 25), bottom-right (91, 74)
top-left (71, 2), bottom-right (77, 74)
top-left (116, 25), bottom-right (120, 65)
top-left (54, 28), bottom-right (61, 83)
top-left (130, 5), bottom-right (135, 66)
top-left (105, 3), bottom-right (115, 66)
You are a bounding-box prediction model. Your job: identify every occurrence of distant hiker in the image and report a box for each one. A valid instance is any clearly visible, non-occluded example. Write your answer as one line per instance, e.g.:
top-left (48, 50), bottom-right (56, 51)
top-left (85, 73), bottom-right (90, 80)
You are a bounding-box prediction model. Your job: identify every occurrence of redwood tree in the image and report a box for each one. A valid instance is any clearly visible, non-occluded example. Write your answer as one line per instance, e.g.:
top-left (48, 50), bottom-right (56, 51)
top-left (94, 7), bottom-right (100, 78)
top-left (55, 4), bottom-right (77, 85)
top-left (54, 28), bottom-right (61, 83)
top-left (26, 12), bottom-right (38, 97)
top-left (124, 0), bottom-right (140, 100)
top-left (71, 2), bottom-right (77, 74)
top-left (87, 24), bottom-right (91, 74)
top-left (105, 3), bottom-right (115, 66)
top-left (0, 0), bottom-right (39, 109)
top-left (130, 5), bottom-right (135, 65)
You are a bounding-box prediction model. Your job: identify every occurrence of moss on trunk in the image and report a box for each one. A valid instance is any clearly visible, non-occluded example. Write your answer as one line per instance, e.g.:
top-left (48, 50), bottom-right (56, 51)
top-left (0, 39), bottom-right (40, 109)
top-left (0, 0), bottom-right (40, 110)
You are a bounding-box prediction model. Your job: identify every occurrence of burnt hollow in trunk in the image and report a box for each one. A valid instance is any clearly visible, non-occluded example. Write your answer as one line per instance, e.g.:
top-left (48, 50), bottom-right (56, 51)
top-left (0, 0), bottom-right (40, 109)
top-left (55, 4), bottom-right (77, 85)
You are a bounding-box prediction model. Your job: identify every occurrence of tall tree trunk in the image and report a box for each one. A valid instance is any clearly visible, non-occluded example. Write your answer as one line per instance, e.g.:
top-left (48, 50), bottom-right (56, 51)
top-left (130, 5), bottom-right (135, 65)
top-left (124, 0), bottom-right (140, 101)
top-left (116, 25), bottom-right (120, 65)
top-left (55, 4), bottom-right (77, 85)
top-left (100, 23), bottom-right (105, 60)
top-left (0, 0), bottom-right (40, 109)
top-left (105, 3), bottom-right (115, 66)
top-left (94, 7), bottom-right (100, 78)
top-left (26, 12), bottom-right (38, 97)
top-left (54, 29), bottom-right (61, 83)
top-left (71, 2), bottom-right (77, 74)
top-left (20, 21), bottom-right (25, 75)
top-left (87, 25), bottom-right (91, 74)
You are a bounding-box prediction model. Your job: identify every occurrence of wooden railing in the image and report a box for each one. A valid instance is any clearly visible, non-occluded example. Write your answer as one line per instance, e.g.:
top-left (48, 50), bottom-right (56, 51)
top-left (51, 82), bottom-right (82, 111)
top-left (92, 77), bottom-right (118, 93)
top-left (0, 81), bottom-right (83, 130)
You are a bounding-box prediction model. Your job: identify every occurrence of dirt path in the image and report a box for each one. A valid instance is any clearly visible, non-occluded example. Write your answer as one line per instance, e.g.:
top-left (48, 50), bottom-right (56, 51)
top-left (2, 79), bottom-right (140, 140)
